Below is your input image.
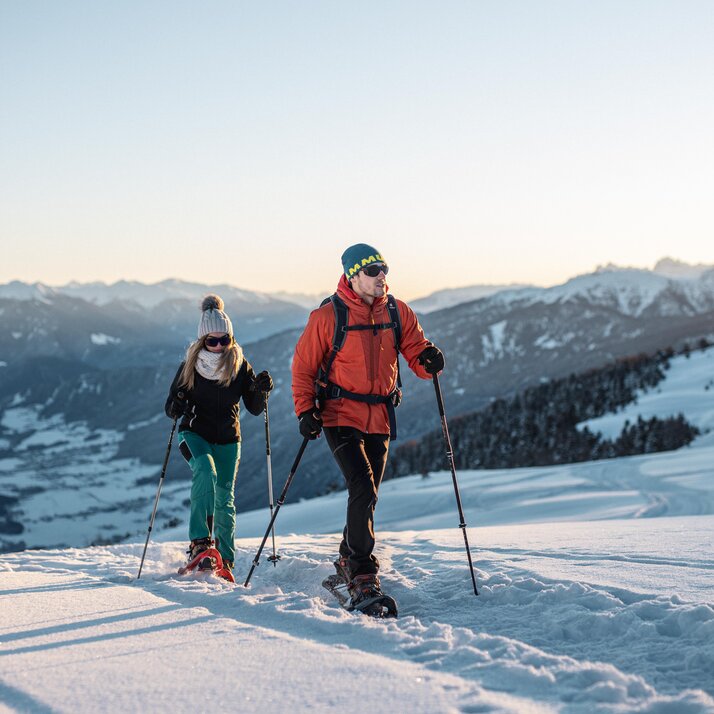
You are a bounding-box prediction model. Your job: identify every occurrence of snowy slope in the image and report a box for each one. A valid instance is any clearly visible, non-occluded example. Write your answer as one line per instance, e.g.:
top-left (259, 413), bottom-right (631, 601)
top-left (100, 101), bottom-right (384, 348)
top-left (2, 437), bottom-right (714, 712)
top-left (411, 284), bottom-right (531, 314)
top-left (2, 274), bottom-right (714, 712)
top-left (581, 348), bottom-right (714, 443)
top-left (490, 266), bottom-right (714, 318)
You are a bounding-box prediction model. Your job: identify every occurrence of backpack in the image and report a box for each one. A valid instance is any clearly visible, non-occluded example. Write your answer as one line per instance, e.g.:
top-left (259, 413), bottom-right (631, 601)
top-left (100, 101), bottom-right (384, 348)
top-left (315, 292), bottom-right (403, 439)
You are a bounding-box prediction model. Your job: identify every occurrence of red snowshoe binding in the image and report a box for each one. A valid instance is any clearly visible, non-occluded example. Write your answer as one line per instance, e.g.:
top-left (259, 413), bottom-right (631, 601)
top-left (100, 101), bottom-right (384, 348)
top-left (178, 537), bottom-right (234, 582)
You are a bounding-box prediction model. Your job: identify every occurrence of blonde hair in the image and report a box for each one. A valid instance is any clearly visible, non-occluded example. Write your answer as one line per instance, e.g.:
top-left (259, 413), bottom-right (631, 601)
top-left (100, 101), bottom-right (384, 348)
top-left (178, 338), bottom-right (242, 390)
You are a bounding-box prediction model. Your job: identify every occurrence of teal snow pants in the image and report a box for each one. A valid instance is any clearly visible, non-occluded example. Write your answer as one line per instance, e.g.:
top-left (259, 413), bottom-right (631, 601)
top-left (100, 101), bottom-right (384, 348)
top-left (178, 430), bottom-right (241, 565)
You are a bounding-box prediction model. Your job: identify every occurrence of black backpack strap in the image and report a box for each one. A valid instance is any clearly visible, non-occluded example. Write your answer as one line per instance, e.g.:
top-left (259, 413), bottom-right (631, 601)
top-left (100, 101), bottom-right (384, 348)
top-left (386, 294), bottom-right (403, 391)
top-left (317, 294), bottom-right (348, 396)
top-left (328, 294), bottom-right (349, 352)
top-left (386, 294), bottom-right (402, 351)
top-left (321, 381), bottom-right (400, 439)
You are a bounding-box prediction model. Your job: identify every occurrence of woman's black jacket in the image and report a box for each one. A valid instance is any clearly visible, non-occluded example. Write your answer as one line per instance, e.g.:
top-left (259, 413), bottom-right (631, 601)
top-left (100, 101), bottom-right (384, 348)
top-left (165, 360), bottom-right (264, 444)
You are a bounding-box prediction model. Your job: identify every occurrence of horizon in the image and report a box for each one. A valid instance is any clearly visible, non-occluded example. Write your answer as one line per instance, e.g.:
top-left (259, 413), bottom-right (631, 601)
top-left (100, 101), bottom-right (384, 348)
top-left (1, 254), bottom-right (711, 302)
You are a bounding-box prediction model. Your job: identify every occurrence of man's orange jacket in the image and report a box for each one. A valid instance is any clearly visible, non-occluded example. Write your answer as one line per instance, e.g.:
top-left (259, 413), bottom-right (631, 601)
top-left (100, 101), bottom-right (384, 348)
top-left (292, 275), bottom-right (433, 435)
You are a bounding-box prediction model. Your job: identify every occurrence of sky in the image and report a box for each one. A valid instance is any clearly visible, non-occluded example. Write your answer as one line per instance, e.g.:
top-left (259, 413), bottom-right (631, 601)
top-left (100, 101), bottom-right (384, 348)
top-left (1, 1), bottom-right (713, 300)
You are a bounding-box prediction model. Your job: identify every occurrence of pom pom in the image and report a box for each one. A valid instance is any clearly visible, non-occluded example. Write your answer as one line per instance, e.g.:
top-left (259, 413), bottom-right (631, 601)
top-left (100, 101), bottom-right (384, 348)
top-left (201, 294), bottom-right (224, 312)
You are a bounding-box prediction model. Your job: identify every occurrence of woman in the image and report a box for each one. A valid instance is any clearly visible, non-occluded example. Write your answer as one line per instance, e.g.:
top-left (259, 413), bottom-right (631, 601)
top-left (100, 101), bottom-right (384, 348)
top-left (165, 294), bottom-right (273, 579)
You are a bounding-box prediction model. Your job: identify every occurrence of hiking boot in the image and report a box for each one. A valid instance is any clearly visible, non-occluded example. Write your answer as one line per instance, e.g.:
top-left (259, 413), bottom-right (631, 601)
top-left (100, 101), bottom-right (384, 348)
top-left (187, 537), bottom-right (214, 569)
top-left (334, 555), bottom-right (351, 582)
top-left (348, 574), bottom-right (383, 608)
top-left (216, 559), bottom-right (234, 582)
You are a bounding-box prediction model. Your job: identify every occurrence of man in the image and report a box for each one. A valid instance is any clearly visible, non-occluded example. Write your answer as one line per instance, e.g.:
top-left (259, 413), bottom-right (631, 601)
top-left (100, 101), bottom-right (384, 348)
top-left (291, 243), bottom-right (444, 608)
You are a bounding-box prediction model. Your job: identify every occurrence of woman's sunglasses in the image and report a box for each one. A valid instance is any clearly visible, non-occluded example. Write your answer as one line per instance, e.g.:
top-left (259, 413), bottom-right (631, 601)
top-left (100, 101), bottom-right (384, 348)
top-left (361, 264), bottom-right (389, 278)
top-left (205, 334), bottom-right (232, 347)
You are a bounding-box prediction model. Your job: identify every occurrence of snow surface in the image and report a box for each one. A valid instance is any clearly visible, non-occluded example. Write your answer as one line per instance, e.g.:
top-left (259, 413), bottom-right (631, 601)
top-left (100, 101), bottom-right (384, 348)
top-left (0, 279), bottom-right (313, 310)
top-left (2, 346), bottom-right (714, 711)
top-left (2, 437), bottom-right (714, 711)
top-left (0, 406), bottom-right (173, 549)
top-left (581, 348), bottom-right (714, 442)
top-left (411, 285), bottom-right (531, 314)
top-left (90, 332), bottom-right (121, 346)
top-left (487, 263), bottom-right (714, 318)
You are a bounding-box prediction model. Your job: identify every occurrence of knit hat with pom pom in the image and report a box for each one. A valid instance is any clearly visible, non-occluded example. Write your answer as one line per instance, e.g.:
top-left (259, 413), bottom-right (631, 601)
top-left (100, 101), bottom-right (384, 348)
top-left (198, 294), bottom-right (233, 339)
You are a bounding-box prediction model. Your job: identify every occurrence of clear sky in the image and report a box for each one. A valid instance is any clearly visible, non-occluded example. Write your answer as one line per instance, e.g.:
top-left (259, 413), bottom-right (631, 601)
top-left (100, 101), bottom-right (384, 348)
top-left (1, 1), bottom-right (713, 299)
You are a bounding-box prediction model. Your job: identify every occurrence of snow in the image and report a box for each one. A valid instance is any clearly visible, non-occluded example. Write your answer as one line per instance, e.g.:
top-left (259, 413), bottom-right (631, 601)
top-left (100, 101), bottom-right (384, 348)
top-left (1, 405), bottom-right (42, 432)
top-left (481, 320), bottom-right (520, 365)
top-left (3, 433), bottom-right (714, 711)
top-left (2, 513), bottom-right (713, 712)
top-left (0, 279), bottom-right (318, 311)
top-left (487, 263), bottom-right (714, 318)
top-left (90, 332), bottom-right (121, 346)
top-left (534, 335), bottom-right (561, 349)
top-left (581, 348), bottom-right (714, 441)
top-left (411, 285), bottom-right (530, 314)
top-left (2, 348), bottom-right (714, 711)
top-left (534, 269), bottom-right (671, 317)
top-left (0, 280), bottom-right (55, 303)
top-left (0, 406), bottom-right (168, 549)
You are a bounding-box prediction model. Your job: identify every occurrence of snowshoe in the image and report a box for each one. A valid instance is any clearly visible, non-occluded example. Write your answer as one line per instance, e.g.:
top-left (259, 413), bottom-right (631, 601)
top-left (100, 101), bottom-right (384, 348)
top-left (215, 559), bottom-right (235, 583)
top-left (322, 570), bottom-right (397, 618)
top-left (178, 538), bottom-right (231, 581)
top-left (348, 574), bottom-right (398, 618)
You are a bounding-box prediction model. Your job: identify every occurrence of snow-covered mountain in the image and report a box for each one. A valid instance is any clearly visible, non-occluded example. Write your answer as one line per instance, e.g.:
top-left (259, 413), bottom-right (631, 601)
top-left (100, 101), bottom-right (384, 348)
top-left (2, 426), bottom-right (713, 711)
top-left (410, 283), bottom-right (531, 314)
top-left (2, 259), bottom-right (714, 553)
top-left (1, 335), bottom-right (711, 555)
top-left (488, 264), bottom-right (714, 318)
top-left (0, 278), bottom-right (321, 312)
top-left (0, 279), bottom-right (314, 351)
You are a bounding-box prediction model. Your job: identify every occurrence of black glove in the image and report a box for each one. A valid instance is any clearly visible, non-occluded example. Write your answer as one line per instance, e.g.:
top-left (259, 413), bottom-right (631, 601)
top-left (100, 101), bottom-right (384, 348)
top-left (253, 370), bottom-right (274, 394)
top-left (167, 391), bottom-right (189, 419)
top-left (298, 409), bottom-right (322, 440)
top-left (418, 345), bottom-right (444, 375)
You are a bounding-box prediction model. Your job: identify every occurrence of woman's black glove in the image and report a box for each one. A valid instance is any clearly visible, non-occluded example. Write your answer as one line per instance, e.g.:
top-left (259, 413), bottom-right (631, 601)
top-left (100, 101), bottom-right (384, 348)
top-left (167, 391), bottom-right (189, 419)
top-left (253, 370), bottom-right (274, 394)
top-left (298, 409), bottom-right (322, 439)
top-left (418, 345), bottom-right (445, 374)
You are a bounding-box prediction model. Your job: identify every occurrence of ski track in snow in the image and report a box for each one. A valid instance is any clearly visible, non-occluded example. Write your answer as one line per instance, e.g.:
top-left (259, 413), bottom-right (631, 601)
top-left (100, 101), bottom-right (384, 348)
top-left (3, 522), bottom-right (713, 714)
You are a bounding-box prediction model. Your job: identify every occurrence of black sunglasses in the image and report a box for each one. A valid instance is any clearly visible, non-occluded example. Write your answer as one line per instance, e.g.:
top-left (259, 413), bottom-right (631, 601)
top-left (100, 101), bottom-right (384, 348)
top-left (204, 334), bottom-right (232, 347)
top-left (362, 264), bottom-right (389, 277)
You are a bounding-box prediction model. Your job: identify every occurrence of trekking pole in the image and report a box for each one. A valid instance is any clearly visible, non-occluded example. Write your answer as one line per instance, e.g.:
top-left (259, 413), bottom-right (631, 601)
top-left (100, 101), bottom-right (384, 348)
top-left (137, 400), bottom-right (182, 580)
top-left (263, 395), bottom-right (280, 565)
top-left (431, 374), bottom-right (479, 596)
top-left (244, 437), bottom-right (310, 587)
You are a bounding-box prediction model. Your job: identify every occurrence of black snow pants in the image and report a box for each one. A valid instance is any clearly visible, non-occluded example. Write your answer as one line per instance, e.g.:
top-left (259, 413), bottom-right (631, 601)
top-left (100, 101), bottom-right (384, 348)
top-left (323, 426), bottom-right (390, 577)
